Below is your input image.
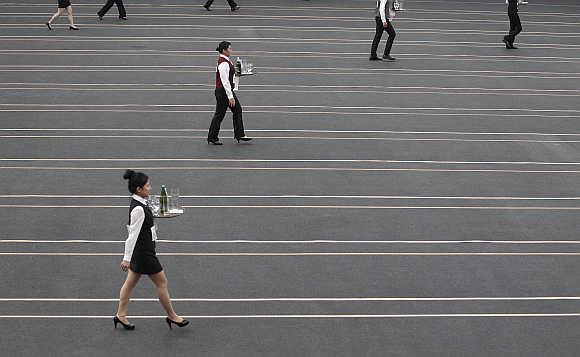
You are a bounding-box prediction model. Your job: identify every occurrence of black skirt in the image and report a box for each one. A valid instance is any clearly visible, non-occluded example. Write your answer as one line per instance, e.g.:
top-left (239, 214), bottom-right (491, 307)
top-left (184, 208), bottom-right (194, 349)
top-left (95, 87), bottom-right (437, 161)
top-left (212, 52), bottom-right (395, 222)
top-left (58, 0), bottom-right (71, 8)
top-left (130, 251), bottom-right (163, 275)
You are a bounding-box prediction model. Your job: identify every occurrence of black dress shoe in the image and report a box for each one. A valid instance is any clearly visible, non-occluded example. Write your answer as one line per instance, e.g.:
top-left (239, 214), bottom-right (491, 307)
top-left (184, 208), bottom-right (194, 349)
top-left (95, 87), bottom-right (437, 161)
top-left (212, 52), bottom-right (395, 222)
top-left (119, 16), bottom-right (127, 20)
top-left (113, 316), bottom-right (135, 330)
top-left (382, 55), bottom-right (396, 61)
top-left (236, 136), bottom-right (252, 143)
top-left (208, 139), bottom-right (223, 145)
top-left (231, 5), bottom-right (240, 11)
top-left (369, 55), bottom-right (383, 61)
top-left (166, 317), bottom-right (190, 329)
top-left (203, 4), bottom-right (211, 11)
top-left (510, 43), bottom-right (518, 49)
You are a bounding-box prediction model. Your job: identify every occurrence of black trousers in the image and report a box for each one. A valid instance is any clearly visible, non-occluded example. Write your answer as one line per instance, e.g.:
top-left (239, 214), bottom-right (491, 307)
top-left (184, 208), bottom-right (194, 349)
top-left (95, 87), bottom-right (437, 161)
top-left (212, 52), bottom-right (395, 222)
top-left (370, 17), bottom-right (396, 57)
top-left (208, 88), bottom-right (245, 140)
top-left (504, 3), bottom-right (522, 44)
top-left (98, 0), bottom-right (126, 17)
top-left (204, 0), bottom-right (238, 9)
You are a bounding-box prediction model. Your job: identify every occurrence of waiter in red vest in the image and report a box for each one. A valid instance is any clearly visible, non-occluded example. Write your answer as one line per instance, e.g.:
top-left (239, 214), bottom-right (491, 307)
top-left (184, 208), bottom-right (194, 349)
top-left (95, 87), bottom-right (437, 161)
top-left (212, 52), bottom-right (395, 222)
top-left (207, 41), bottom-right (252, 145)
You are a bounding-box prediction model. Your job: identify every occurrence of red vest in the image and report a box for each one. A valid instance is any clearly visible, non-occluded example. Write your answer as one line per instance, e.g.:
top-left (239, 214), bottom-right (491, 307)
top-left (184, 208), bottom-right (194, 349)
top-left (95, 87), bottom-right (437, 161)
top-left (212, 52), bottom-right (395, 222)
top-left (215, 56), bottom-right (236, 90)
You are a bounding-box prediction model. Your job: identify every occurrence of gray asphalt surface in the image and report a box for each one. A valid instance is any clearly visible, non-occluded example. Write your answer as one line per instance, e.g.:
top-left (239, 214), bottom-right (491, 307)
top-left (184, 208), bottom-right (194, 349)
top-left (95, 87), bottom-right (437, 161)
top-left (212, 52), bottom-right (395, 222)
top-left (1, 0), bottom-right (580, 356)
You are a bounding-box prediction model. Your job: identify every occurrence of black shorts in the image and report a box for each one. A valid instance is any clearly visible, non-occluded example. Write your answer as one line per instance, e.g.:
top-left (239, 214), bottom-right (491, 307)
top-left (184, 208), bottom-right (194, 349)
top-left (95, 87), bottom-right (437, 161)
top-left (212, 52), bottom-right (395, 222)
top-left (58, 0), bottom-right (71, 8)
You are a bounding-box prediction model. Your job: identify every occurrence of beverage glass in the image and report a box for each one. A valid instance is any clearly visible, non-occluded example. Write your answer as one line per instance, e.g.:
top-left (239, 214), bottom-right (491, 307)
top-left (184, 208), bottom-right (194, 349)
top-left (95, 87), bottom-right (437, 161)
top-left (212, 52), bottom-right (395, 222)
top-left (169, 188), bottom-right (181, 213)
top-left (148, 195), bottom-right (160, 216)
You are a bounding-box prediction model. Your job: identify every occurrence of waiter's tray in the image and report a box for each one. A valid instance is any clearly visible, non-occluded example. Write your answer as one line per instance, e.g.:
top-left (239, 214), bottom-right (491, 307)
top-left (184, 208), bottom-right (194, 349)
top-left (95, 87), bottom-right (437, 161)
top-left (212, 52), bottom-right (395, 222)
top-left (235, 57), bottom-right (256, 76)
top-left (154, 209), bottom-right (184, 219)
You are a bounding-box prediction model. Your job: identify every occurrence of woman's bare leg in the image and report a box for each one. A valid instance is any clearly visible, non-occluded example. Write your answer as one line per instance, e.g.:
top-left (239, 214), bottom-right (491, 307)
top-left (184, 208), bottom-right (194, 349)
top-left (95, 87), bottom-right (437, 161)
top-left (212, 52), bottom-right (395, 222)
top-left (149, 271), bottom-right (182, 321)
top-left (66, 6), bottom-right (75, 26)
top-left (48, 8), bottom-right (64, 24)
top-left (116, 269), bottom-right (141, 323)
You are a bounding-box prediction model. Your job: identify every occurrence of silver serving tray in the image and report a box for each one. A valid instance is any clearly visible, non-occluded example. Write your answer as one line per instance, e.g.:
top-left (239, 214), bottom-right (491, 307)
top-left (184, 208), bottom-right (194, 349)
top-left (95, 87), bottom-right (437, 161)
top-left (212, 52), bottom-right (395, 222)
top-left (153, 209), bottom-right (184, 219)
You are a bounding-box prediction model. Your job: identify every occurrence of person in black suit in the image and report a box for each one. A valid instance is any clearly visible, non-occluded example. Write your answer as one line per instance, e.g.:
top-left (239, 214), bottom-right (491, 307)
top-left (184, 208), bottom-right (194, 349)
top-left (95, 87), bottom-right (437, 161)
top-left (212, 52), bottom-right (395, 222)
top-left (203, 0), bottom-right (239, 11)
top-left (503, 0), bottom-right (522, 49)
top-left (98, 0), bottom-right (127, 20)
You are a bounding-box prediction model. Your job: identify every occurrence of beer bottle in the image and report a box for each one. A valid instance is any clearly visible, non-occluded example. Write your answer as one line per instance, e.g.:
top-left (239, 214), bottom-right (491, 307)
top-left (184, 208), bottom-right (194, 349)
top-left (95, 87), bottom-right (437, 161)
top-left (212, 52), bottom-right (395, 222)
top-left (160, 185), bottom-right (168, 215)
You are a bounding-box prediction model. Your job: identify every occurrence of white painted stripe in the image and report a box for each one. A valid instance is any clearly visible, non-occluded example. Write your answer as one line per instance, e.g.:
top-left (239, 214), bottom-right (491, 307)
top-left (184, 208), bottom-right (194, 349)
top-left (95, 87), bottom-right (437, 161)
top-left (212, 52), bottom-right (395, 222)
top-left (3, 109), bottom-right (575, 118)
top-left (0, 205), bottom-right (579, 210)
top-left (1, 296), bottom-right (580, 302)
top-left (1, 104), bottom-right (576, 114)
top-left (3, 2), bottom-right (579, 13)
top-left (1, 313), bottom-right (580, 319)
top-left (2, 239), bottom-right (580, 245)
top-left (2, 37), bottom-right (580, 50)
top-left (5, 83), bottom-right (580, 93)
top-left (3, 128), bottom-right (580, 136)
top-left (1, 69), bottom-right (575, 80)
top-left (3, 135), bottom-right (580, 143)
top-left (1, 252), bottom-right (580, 256)
top-left (3, 65), bottom-right (577, 77)
top-left (3, 87), bottom-right (579, 97)
top-left (0, 158), bottom-right (577, 165)
top-left (1, 14), bottom-right (578, 27)
top-left (0, 35), bottom-right (557, 43)
top-left (1, 50), bottom-right (578, 64)
top-left (3, 36), bottom-right (580, 48)
top-left (2, 3), bottom-right (579, 18)
top-left (408, 0), bottom-right (580, 8)
top-left (2, 195), bottom-right (580, 200)
top-left (3, 84), bottom-right (580, 95)
top-left (1, 166), bottom-right (579, 173)
top-left (1, 26), bottom-right (579, 38)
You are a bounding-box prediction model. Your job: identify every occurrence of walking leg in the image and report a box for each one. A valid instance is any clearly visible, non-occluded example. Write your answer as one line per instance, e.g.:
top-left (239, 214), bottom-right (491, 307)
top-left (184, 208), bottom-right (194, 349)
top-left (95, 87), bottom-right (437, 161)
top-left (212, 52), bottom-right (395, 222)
top-left (115, 0), bottom-right (127, 18)
top-left (116, 270), bottom-right (141, 323)
top-left (230, 93), bottom-right (245, 139)
top-left (208, 90), bottom-right (229, 141)
top-left (149, 271), bottom-right (181, 321)
top-left (98, 0), bottom-right (115, 17)
top-left (383, 20), bottom-right (396, 56)
top-left (370, 17), bottom-right (384, 57)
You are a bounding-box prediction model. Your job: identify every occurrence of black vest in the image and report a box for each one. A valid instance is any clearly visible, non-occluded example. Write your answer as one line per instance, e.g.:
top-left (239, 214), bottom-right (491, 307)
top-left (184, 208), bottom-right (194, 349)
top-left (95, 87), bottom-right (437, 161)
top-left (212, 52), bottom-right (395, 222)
top-left (128, 198), bottom-right (156, 254)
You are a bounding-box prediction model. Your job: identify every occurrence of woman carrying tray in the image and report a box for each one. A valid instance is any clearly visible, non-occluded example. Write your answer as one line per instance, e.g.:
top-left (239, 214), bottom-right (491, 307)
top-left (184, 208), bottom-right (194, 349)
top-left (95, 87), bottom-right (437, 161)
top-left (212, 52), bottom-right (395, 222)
top-left (113, 169), bottom-right (189, 331)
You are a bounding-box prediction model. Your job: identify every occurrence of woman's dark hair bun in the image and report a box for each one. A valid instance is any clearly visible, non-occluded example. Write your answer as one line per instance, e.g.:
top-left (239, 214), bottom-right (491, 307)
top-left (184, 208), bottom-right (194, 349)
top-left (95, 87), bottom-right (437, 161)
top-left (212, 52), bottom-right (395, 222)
top-left (123, 169), bottom-right (149, 194)
top-left (216, 40), bottom-right (231, 53)
top-left (123, 169), bottom-right (136, 180)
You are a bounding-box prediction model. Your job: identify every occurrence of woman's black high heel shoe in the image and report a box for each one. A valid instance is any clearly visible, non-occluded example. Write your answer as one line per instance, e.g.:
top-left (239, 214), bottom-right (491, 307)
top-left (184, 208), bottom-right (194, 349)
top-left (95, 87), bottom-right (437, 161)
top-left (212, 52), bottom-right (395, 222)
top-left (46, 22), bottom-right (53, 30)
top-left (113, 315), bottom-right (135, 330)
top-left (236, 136), bottom-right (252, 143)
top-left (166, 317), bottom-right (190, 329)
top-left (69, 25), bottom-right (79, 30)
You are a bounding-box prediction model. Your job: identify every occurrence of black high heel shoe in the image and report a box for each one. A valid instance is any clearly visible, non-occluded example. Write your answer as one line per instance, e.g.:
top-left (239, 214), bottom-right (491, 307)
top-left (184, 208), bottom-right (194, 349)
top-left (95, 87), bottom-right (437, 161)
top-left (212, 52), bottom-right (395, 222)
top-left (166, 317), bottom-right (190, 329)
top-left (46, 22), bottom-right (53, 30)
top-left (113, 316), bottom-right (135, 330)
top-left (236, 136), bottom-right (252, 143)
top-left (69, 25), bottom-right (79, 30)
